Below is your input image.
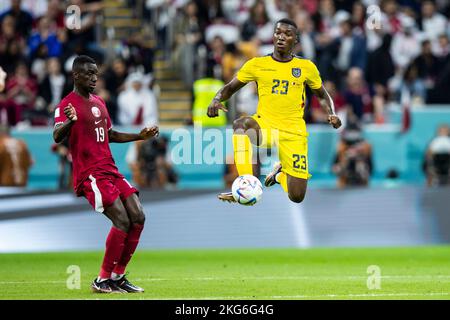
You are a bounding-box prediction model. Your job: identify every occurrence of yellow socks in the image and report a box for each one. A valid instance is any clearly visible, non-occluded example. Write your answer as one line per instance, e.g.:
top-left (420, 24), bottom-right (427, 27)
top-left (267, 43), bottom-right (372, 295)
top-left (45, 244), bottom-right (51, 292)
top-left (232, 134), bottom-right (253, 176)
top-left (276, 171), bottom-right (288, 192)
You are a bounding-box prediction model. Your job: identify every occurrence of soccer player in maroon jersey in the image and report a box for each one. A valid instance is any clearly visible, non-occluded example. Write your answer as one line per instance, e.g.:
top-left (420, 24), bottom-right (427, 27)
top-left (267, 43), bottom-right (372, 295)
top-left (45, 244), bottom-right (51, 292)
top-left (53, 55), bottom-right (159, 293)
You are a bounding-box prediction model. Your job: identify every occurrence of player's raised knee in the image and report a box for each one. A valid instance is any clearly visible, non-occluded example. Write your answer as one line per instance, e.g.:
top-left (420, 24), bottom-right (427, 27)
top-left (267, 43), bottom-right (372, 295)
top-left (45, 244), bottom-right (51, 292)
top-left (133, 211), bottom-right (146, 225)
top-left (288, 192), bottom-right (305, 203)
top-left (114, 214), bottom-right (131, 232)
top-left (232, 118), bottom-right (246, 131)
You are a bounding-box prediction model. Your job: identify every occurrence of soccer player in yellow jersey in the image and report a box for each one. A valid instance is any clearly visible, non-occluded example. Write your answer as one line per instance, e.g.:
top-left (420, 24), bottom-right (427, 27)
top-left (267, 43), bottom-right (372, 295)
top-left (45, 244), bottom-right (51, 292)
top-left (207, 18), bottom-right (342, 203)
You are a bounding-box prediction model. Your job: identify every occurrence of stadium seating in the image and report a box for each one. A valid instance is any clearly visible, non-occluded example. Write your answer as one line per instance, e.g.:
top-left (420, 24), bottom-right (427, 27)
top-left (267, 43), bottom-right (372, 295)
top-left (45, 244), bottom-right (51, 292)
top-left (12, 108), bottom-right (450, 189)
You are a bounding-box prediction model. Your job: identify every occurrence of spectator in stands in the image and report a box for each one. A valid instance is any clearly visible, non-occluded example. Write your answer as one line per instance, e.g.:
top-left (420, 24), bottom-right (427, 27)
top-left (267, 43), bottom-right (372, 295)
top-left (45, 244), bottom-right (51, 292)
top-left (294, 11), bottom-right (316, 61)
top-left (431, 36), bottom-right (450, 103)
top-left (8, 0), bottom-right (49, 17)
top-left (313, 0), bottom-right (340, 81)
top-left (206, 35), bottom-right (226, 78)
top-left (221, 43), bottom-right (247, 84)
top-left (51, 138), bottom-right (72, 190)
top-left (312, 0), bottom-right (338, 36)
top-left (66, 0), bottom-right (104, 62)
top-left (343, 67), bottom-right (372, 123)
top-left (0, 124), bottom-right (33, 187)
top-left (38, 58), bottom-right (71, 117)
top-left (332, 121), bottom-right (373, 188)
top-left (95, 77), bottom-right (118, 125)
top-left (139, 135), bottom-right (178, 189)
top-left (423, 124), bottom-right (450, 186)
top-left (433, 34), bottom-right (450, 59)
top-left (46, 0), bottom-right (66, 32)
top-left (0, 0), bottom-right (33, 39)
top-left (397, 63), bottom-right (427, 106)
top-left (335, 19), bottom-right (367, 77)
top-left (412, 39), bottom-right (439, 101)
top-left (203, 0), bottom-right (240, 50)
top-left (30, 43), bottom-right (51, 83)
top-left (1, 62), bottom-right (37, 126)
top-left (240, 0), bottom-right (271, 43)
top-left (103, 58), bottom-right (128, 124)
top-left (174, 1), bottom-right (204, 86)
top-left (420, 0), bottom-right (447, 41)
top-left (117, 72), bottom-right (158, 126)
top-left (351, 1), bottom-right (366, 33)
top-left (104, 58), bottom-right (128, 97)
top-left (381, 0), bottom-right (402, 34)
top-left (366, 33), bottom-right (395, 123)
top-left (145, 0), bottom-right (171, 52)
top-left (28, 16), bottom-right (62, 60)
top-left (127, 136), bottom-right (178, 189)
top-left (0, 14), bottom-right (27, 74)
top-left (195, 0), bottom-right (226, 27)
top-left (390, 17), bottom-right (421, 72)
top-left (121, 32), bottom-right (155, 75)
top-left (366, 33), bottom-right (395, 90)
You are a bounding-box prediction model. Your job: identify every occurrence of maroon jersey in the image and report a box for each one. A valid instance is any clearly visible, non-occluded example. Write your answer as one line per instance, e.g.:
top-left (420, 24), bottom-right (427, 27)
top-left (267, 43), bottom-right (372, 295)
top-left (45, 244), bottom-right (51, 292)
top-left (54, 92), bottom-right (119, 194)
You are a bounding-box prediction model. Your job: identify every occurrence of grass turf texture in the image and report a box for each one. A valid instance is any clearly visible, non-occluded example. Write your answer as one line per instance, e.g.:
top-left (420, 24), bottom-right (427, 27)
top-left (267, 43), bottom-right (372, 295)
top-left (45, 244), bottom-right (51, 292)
top-left (1, 246), bottom-right (449, 300)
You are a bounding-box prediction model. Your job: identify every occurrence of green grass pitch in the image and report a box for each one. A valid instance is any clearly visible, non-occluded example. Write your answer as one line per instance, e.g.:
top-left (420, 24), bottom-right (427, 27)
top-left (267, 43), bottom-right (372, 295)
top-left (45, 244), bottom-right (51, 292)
top-left (1, 246), bottom-right (449, 300)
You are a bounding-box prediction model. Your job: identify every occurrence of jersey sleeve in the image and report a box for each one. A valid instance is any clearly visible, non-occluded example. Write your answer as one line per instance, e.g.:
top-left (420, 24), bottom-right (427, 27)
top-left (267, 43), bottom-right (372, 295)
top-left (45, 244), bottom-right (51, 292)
top-left (305, 60), bottom-right (322, 90)
top-left (54, 103), bottom-right (68, 127)
top-left (236, 58), bottom-right (257, 83)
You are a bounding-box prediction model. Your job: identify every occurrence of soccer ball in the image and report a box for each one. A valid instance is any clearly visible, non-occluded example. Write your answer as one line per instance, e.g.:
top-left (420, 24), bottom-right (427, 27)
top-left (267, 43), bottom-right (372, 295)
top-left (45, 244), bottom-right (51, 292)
top-left (231, 175), bottom-right (263, 206)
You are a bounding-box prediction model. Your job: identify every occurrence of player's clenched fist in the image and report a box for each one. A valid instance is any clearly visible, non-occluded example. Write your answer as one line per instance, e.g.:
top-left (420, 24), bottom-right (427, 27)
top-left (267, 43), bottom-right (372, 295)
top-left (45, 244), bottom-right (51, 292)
top-left (64, 103), bottom-right (78, 121)
top-left (328, 115), bottom-right (342, 129)
top-left (207, 99), bottom-right (228, 118)
top-left (139, 125), bottom-right (159, 140)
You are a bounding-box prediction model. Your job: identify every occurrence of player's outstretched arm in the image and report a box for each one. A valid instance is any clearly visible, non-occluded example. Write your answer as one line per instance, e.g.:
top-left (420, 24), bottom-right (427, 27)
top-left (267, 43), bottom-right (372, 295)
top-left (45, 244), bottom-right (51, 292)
top-left (53, 104), bottom-right (77, 143)
top-left (311, 86), bottom-right (342, 129)
top-left (207, 77), bottom-right (246, 118)
top-left (108, 125), bottom-right (159, 143)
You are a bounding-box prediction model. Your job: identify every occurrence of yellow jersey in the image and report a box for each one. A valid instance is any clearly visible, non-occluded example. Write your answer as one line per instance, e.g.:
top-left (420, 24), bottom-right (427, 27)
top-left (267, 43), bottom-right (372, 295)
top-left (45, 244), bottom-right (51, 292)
top-left (236, 54), bottom-right (322, 136)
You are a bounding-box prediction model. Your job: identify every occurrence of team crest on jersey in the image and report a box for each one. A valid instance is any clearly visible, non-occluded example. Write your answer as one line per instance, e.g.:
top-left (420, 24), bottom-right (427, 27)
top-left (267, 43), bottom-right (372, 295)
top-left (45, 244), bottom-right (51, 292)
top-left (91, 106), bottom-right (101, 118)
top-left (292, 68), bottom-right (301, 78)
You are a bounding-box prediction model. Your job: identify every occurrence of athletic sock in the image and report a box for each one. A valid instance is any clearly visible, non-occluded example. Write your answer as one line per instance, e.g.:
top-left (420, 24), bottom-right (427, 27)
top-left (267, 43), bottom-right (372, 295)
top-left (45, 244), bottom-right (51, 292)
top-left (275, 172), bottom-right (288, 193)
top-left (111, 272), bottom-right (123, 281)
top-left (98, 226), bottom-right (128, 279)
top-left (113, 223), bottom-right (144, 275)
top-left (232, 134), bottom-right (253, 176)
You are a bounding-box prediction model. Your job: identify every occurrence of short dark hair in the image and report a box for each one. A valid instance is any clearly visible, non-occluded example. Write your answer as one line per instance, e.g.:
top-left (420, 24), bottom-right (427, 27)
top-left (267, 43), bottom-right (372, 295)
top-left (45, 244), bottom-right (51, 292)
top-left (72, 55), bottom-right (96, 72)
top-left (275, 18), bottom-right (297, 30)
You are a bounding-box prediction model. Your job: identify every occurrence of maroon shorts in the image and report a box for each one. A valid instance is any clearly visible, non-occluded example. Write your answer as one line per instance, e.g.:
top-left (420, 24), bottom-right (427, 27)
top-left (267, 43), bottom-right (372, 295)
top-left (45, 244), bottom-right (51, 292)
top-left (79, 172), bottom-right (138, 213)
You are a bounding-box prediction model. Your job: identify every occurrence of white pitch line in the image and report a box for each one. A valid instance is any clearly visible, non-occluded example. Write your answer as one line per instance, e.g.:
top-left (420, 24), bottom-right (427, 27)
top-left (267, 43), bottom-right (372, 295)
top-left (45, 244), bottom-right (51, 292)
top-left (162, 292), bottom-right (450, 300)
top-left (1, 275), bottom-right (450, 285)
top-left (134, 275), bottom-right (450, 282)
top-left (2, 292), bottom-right (449, 300)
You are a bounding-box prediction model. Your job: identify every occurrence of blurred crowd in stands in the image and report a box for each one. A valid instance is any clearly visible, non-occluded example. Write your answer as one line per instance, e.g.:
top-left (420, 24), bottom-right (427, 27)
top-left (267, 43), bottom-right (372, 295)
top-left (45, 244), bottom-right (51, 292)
top-left (0, 0), bottom-right (158, 128)
top-left (174, 0), bottom-right (450, 126)
top-left (1, 0), bottom-right (450, 189)
top-left (0, 0), bottom-right (450, 129)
